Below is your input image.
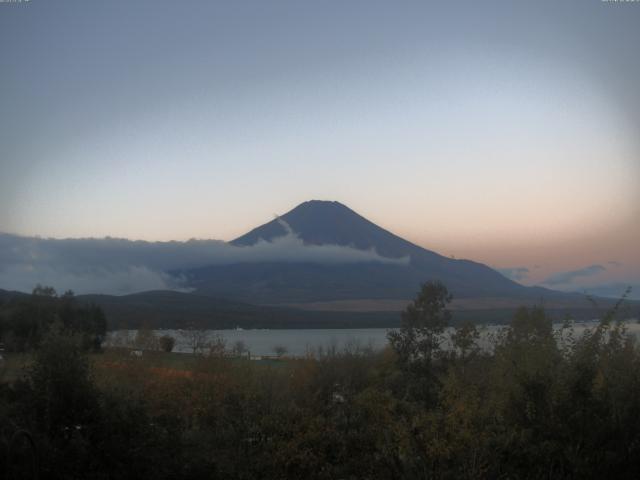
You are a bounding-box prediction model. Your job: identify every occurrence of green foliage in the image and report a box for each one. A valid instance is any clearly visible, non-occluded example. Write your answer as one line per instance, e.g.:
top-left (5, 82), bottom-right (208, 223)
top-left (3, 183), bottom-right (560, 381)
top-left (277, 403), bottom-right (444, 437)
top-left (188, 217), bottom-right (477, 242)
top-left (449, 321), bottom-right (481, 363)
top-left (134, 324), bottom-right (159, 350)
top-left (159, 334), bottom-right (176, 353)
top-left (387, 280), bottom-right (452, 367)
top-left (26, 324), bottom-right (99, 435)
top-left (232, 339), bottom-right (247, 356)
top-left (1, 284), bottom-right (639, 479)
top-left (0, 285), bottom-right (106, 352)
top-left (387, 281), bottom-right (453, 406)
top-left (273, 345), bottom-right (287, 357)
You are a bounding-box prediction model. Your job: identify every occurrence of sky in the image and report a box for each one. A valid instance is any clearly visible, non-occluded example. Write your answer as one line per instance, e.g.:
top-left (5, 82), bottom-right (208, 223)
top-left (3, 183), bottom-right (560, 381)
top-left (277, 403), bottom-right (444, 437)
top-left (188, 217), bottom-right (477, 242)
top-left (1, 0), bottom-right (639, 297)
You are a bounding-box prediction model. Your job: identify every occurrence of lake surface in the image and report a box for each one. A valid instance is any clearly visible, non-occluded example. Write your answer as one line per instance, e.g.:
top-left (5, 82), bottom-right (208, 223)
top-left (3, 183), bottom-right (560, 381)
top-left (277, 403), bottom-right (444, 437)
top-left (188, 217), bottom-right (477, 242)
top-left (106, 320), bottom-right (640, 357)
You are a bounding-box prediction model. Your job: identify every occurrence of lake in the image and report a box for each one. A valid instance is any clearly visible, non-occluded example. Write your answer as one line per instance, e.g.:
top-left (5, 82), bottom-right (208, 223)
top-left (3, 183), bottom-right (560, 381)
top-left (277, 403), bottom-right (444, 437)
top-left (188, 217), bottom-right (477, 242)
top-left (106, 320), bottom-right (640, 357)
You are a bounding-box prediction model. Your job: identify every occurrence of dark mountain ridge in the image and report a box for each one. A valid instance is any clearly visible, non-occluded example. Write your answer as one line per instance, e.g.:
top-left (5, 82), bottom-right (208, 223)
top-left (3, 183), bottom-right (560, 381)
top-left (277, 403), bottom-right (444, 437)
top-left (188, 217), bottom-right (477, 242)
top-left (2, 288), bottom-right (631, 330)
top-left (234, 201), bottom-right (510, 284)
top-left (188, 200), bottom-right (554, 302)
top-left (3, 201), bottom-right (633, 327)
top-left (0, 288), bottom-right (398, 329)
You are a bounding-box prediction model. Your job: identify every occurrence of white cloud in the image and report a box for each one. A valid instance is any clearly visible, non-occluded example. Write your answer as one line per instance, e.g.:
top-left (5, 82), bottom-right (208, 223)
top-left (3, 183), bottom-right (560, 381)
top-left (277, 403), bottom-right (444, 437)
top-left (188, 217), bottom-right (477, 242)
top-left (0, 264), bottom-right (189, 296)
top-left (497, 266), bottom-right (530, 281)
top-left (542, 264), bottom-right (606, 286)
top-left (0, 227), bottom-right (409, 295)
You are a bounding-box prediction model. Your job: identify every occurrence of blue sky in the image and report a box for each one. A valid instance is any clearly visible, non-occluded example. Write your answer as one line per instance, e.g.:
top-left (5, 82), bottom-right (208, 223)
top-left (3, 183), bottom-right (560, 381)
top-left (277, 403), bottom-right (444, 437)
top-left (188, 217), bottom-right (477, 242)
top-left (1, 0), bottom-right (639, 296)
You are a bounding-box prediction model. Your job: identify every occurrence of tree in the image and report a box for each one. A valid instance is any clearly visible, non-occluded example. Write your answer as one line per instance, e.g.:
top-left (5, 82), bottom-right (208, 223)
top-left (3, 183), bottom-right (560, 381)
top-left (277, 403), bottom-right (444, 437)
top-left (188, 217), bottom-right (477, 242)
top-left (24, 323), bottom-right (100, 438)
top-left (450, 321), bottom-right (480, 363)
top-left (207, 333), bottom-right (226, 357)
top-left (32, 284), bottom-right (57, 297)
top-left (232, 340), bottom-right (247, 357)
top-left (1, 286), bottom-right (106, 352)
top-left (387, 280), bottom-right (452, 367)
top-left (386, 281), bottom-right (452, 405)
top-left (110, 328), bottom-right (133, 348)
top-left (134, 324), bottom-right (158, 351)
top-left (273, 345), bottom-right (287, 358)
top-left (182, 324), bottom-right (209, 355)
top-left (159, 335), bottom-right (176, 353)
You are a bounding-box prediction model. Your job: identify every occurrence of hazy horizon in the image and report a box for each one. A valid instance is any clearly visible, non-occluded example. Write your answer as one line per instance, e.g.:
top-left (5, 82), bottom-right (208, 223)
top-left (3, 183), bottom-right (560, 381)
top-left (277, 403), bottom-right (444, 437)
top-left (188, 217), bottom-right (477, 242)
top-left (1, 199), bottom-right (637, 300)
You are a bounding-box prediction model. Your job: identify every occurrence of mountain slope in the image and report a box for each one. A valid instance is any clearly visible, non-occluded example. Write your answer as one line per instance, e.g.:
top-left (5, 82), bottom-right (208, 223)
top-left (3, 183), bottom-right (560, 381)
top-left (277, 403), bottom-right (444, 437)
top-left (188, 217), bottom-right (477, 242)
top-left (187, 200), bottom-right (545, 303)
top-left (76, 290), bottom-right (399, 329)
top-left (233, 200), bottom-right (434, 257)
top-left (2, 288), bottom-right (627, 330)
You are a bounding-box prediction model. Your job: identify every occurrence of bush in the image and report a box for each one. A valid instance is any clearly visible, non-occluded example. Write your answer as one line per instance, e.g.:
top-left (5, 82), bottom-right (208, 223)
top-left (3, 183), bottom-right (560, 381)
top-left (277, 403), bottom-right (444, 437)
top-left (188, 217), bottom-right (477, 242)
top-left (159, 335), bottom-right (176, 353)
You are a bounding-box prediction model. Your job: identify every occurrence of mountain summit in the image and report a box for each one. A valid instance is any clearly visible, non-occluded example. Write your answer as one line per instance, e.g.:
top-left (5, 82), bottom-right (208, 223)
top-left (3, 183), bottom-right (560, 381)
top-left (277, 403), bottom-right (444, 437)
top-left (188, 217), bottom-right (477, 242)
top-left (233, 200), bottom-right (422, 258)
top-left (187, 200), bottom-right (537, 304)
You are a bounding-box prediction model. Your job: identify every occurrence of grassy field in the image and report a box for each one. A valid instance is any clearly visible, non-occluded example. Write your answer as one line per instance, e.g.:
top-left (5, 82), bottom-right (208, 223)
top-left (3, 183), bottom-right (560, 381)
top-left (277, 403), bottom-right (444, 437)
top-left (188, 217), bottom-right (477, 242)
top-left (0, 348), bottom-right (292, 389)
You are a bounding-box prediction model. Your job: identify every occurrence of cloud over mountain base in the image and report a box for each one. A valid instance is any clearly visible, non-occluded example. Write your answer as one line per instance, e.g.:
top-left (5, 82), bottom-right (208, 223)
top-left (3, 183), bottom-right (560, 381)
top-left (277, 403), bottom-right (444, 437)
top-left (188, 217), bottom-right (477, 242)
top-left (0, 230), bottom-right (408, 295)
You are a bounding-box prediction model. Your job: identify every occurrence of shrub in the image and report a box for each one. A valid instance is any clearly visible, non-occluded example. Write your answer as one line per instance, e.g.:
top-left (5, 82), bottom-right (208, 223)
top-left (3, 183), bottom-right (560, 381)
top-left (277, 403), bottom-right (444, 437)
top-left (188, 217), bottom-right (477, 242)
top-left (158, 335), bottom-right (176, 353)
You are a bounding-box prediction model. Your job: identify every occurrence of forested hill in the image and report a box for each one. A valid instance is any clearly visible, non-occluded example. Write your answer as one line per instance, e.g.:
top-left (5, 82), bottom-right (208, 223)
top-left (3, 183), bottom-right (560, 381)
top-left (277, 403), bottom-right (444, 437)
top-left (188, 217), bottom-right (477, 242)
top-left (76, 290), bottom-right (398, 329)
top-left (3, 288), bottom-right (636, 330)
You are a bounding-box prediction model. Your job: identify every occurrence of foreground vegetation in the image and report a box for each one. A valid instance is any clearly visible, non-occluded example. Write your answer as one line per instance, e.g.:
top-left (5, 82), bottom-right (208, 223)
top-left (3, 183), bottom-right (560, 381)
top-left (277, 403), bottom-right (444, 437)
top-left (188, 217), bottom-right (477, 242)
top-left (0, 284), bottom-right (639, 479)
